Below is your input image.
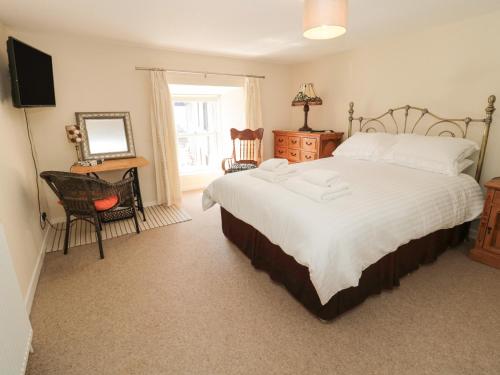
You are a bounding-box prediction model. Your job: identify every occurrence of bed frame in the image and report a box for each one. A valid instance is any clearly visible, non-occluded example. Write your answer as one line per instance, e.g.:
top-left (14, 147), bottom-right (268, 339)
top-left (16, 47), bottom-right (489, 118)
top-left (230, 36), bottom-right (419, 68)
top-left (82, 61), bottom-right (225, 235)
top-left (221, 95), bottom-right (496, 321)
top-left (348, 95), bottom-right (496, 181)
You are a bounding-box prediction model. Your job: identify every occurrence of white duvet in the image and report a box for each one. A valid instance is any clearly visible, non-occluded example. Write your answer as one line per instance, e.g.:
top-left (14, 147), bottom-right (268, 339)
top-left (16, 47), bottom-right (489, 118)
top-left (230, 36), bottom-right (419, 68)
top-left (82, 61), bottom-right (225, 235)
top-left (202, 157), bottom-right (484, 305)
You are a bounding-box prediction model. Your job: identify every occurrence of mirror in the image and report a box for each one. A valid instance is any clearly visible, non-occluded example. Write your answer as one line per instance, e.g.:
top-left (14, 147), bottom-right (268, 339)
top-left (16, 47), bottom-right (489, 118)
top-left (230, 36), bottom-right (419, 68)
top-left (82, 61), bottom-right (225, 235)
top-left (76, 112), bottom-right (136, 160)
top-left (86, 119), bottom-right (128, 154)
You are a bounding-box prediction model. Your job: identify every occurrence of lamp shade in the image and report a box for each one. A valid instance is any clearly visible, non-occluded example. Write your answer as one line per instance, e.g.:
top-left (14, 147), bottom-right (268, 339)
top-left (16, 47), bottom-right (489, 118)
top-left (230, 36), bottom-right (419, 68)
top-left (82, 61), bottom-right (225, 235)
top-left (303, 0), bottom-right (347, 40)
top-left (292, 83), bottom-right (322, 106)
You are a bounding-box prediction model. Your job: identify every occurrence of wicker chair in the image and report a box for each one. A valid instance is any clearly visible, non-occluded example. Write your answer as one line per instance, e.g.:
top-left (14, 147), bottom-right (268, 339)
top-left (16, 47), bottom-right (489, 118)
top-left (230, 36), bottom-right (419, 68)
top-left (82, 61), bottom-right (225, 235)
top-left (222, 128), bottom-right (264, 174)
top-left (40, 171), bottom-right (140, 259)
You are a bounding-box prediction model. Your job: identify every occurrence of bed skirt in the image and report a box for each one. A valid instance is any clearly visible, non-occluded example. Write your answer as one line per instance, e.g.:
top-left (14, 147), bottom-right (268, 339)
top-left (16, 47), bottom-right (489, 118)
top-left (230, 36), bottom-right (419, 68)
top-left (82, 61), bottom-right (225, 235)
top-left (220, 207), bottom-right (470, 321)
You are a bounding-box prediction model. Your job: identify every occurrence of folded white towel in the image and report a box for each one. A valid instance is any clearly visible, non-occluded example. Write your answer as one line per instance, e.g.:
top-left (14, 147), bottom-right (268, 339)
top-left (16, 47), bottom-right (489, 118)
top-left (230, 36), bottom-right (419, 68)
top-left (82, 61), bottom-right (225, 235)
top-left (301, 169), bottom-right (341, 187)
top-left (251, 168), bottom-right (295, 183)
top-left (284, 178), bottom-right (351, 202)
top-left (259, 158), bottom-right (288, 172)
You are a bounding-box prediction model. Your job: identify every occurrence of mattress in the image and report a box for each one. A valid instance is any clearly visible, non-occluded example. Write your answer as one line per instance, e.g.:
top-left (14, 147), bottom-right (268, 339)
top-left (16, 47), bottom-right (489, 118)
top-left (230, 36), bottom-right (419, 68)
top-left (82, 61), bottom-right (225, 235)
top-left (203, 156), bottom-right (484, 304)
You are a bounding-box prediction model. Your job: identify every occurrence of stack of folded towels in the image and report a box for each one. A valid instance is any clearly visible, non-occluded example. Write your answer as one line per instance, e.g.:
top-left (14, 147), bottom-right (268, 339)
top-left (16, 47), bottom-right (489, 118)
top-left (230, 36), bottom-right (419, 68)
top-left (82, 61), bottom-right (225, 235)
top-left (284, 169), bottom-right (351, 202)
top-left (250, 158), bottom-right (296, 183)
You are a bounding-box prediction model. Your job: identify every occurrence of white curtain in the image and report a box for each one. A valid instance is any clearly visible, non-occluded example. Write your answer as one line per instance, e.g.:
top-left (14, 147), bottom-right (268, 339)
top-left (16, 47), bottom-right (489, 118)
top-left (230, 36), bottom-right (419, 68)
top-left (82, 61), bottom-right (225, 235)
top-left (149, 71), bottom-right (181, 206)
top-left (244, 77), bottom-right (263, 130)
top-left (244, 77), bottom-right (264, 159)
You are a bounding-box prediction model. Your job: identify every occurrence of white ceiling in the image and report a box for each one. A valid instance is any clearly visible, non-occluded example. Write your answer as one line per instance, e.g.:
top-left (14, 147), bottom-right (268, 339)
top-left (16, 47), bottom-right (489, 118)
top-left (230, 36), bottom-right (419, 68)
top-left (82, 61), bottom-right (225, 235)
top-left (1, 0), bottom-right (500, 63)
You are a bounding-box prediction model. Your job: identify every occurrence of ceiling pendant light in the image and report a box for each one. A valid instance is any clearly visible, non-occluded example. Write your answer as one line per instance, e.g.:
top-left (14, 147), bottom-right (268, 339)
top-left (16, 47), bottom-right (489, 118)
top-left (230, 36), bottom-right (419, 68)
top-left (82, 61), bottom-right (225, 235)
top-left (303, 0), bottom-right (348, 40)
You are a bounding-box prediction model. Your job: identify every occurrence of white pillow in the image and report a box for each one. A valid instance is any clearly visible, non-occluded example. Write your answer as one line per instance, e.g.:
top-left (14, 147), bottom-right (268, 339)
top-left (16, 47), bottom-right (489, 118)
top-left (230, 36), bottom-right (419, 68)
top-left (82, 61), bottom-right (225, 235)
top-left (457, 159), bottom-right (475, 174)
top-left (382, 134), bottom-right (479, 176)
top-left (333, 132), bottom-right (397, 161)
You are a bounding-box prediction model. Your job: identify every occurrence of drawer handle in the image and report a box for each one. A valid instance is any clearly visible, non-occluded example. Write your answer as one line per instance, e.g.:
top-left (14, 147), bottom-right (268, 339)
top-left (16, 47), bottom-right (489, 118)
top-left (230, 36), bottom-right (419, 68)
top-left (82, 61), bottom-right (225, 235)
top-left (291, 140), bottom-right (297, 144)
top-left (291, 152), bottom-right (297, 156)
top-left (305, 141), bottom-right (313, 146)
top-left (305, 155), bottom-right (312, 159)
top-left (278, 150), bottom-right (284, 154)
top-left (278, 138), bottom-right (284, 142)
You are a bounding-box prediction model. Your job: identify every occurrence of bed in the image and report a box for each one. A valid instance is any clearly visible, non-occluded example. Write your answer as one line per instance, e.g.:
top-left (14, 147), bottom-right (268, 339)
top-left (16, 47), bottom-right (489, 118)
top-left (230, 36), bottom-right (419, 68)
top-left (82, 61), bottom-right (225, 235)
top-left (203, 96), bottom-right (496, 320)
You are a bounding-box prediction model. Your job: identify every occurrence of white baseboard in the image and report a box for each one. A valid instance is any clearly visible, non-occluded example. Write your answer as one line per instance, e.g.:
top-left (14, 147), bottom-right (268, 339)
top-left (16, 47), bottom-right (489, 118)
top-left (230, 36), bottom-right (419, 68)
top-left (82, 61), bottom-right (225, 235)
top-left (25, 226), bottom-right (49, 314)
top-left (22, 328), bottom-right (33, 375)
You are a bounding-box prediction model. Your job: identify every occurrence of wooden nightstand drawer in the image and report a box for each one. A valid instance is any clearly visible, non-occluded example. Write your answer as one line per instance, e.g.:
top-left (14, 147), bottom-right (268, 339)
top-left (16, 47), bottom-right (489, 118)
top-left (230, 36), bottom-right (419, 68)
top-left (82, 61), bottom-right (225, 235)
top-left (301, 137), bottom-right (317, 152)
top-left (275, 147), bottom-right (287, 158)
top-left (301, 151), bottom-right (316, 162)
top-left (287, 149), bottom-right (300, 162)
top-left (287, 136), bottom-right (300, 149)
top-left (275, 135), bottom-right (287, 147)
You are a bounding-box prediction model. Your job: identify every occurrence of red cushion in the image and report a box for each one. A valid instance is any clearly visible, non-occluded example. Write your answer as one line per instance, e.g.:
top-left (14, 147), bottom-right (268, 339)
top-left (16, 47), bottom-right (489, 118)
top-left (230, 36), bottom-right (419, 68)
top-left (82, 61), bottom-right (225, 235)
top-left (93, 195), bottom-right (119, 211)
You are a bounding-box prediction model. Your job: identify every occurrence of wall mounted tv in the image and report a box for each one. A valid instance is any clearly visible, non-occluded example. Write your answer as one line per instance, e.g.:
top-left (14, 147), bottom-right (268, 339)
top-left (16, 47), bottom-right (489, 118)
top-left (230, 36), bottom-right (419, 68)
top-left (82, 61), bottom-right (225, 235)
top-left (7, 37), bottom-right (56, 108)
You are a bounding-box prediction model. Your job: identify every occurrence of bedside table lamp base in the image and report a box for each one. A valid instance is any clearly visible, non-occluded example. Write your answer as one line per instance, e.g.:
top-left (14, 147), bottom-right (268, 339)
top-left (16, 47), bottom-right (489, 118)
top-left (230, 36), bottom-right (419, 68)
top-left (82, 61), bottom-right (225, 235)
top-left (299, 103), bottom-right (312, 132)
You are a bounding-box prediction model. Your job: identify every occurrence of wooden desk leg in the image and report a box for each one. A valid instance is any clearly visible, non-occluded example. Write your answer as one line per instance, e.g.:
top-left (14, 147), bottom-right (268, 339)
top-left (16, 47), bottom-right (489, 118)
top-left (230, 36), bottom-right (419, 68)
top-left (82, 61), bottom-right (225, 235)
top-left (124, 167), bottom-right (146, 221)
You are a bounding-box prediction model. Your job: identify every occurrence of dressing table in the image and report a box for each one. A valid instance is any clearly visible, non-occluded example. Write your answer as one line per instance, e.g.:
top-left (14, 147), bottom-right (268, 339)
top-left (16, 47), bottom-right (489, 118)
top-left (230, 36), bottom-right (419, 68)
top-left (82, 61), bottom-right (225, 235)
top-left (69, 112), bottom-right (148, 221)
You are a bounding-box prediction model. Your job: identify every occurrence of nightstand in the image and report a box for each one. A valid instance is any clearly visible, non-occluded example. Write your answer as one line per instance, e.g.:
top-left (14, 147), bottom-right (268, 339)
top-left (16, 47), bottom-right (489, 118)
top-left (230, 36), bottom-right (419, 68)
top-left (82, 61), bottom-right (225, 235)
top-left (470, 177), bottom-right (500, 269)
top-left (273, 130), bottom-right (343, 163)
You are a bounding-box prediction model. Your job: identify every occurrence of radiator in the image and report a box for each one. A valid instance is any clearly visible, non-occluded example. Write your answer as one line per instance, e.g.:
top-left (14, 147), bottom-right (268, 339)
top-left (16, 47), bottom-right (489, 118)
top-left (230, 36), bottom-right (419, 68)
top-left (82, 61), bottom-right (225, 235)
top-left (0, 224), bottom-right (33, 375)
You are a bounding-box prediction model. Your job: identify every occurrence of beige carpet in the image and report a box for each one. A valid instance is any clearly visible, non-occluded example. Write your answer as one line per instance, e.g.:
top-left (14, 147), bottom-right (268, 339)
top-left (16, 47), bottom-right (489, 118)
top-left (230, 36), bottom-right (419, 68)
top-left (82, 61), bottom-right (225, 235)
top-left (27, 191), bottom-right (500, 375)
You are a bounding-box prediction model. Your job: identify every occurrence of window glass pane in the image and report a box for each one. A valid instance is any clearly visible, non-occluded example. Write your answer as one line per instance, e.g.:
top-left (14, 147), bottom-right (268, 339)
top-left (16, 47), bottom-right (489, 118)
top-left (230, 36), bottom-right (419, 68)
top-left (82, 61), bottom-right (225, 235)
top-left (171, 85), bottom-right (245, 176)
top-left (177, 135), bottom-right (210, 173)
top-left (174, 99), bottom-right (219, 174)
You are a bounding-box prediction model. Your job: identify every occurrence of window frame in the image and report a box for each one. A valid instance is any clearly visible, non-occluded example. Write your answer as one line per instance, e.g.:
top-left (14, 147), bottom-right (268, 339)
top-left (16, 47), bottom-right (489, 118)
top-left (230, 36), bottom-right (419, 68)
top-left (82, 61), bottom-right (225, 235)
top-left (173, 94), bottom-right (223, 176)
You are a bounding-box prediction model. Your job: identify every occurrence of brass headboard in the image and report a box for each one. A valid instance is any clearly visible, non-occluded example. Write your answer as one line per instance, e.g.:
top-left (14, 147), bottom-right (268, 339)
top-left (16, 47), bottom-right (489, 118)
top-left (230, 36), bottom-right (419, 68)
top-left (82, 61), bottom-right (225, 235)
top-left (348, 95), bottom-right (496, 181)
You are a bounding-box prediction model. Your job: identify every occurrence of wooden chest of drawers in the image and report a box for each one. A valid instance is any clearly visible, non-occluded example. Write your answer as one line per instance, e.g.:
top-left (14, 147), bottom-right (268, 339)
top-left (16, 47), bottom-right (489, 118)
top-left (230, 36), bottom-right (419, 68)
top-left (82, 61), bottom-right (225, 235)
top-left (470, 178), bottom-right (500, 269)
top-left (273, 130), bottom-right (343, 163)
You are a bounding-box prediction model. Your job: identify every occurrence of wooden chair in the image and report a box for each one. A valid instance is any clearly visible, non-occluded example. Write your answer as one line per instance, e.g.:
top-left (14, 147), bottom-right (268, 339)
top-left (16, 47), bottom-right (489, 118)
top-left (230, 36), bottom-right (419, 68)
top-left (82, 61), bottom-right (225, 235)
top-left (221, 128), bottom-right (264, 174)
top-left (40, 171), bottom-right (140, 259)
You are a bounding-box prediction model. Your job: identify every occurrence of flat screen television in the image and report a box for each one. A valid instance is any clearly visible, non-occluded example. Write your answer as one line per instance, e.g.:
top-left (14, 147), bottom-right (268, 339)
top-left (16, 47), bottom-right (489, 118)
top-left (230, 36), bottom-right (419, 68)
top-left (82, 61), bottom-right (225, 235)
top-left (7, 37), bottom-right (56, 108)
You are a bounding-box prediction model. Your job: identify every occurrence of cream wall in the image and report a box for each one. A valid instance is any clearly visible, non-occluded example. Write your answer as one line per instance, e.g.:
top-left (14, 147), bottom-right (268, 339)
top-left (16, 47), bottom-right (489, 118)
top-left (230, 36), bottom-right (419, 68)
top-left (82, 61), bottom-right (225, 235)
top-left (291, 10), bottom-right (500, 184)
top-left (0, 22), bottom-right (47, 304)
top-left (9, 29), bottom-right (292, 218)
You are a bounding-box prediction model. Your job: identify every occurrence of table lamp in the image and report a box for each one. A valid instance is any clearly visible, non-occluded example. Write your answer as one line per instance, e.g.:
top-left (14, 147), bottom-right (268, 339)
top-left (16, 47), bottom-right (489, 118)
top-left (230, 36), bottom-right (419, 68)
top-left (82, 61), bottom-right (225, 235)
top-left (292, 83), bottom-right (323, 132)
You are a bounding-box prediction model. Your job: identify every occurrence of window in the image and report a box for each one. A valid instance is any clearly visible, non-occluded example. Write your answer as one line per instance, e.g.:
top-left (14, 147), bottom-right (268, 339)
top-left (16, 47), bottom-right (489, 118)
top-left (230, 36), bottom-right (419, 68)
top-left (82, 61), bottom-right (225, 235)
top-left (170, 84), bottom-right (245, 177)
top-left (173, 97), bottom-right (221, 174)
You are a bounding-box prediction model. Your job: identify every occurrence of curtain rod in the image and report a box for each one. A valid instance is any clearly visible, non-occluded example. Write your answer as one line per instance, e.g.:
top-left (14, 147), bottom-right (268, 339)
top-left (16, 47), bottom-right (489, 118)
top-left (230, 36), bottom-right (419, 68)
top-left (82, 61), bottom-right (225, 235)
top-left (135, 66), bottom-right (265, 79)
